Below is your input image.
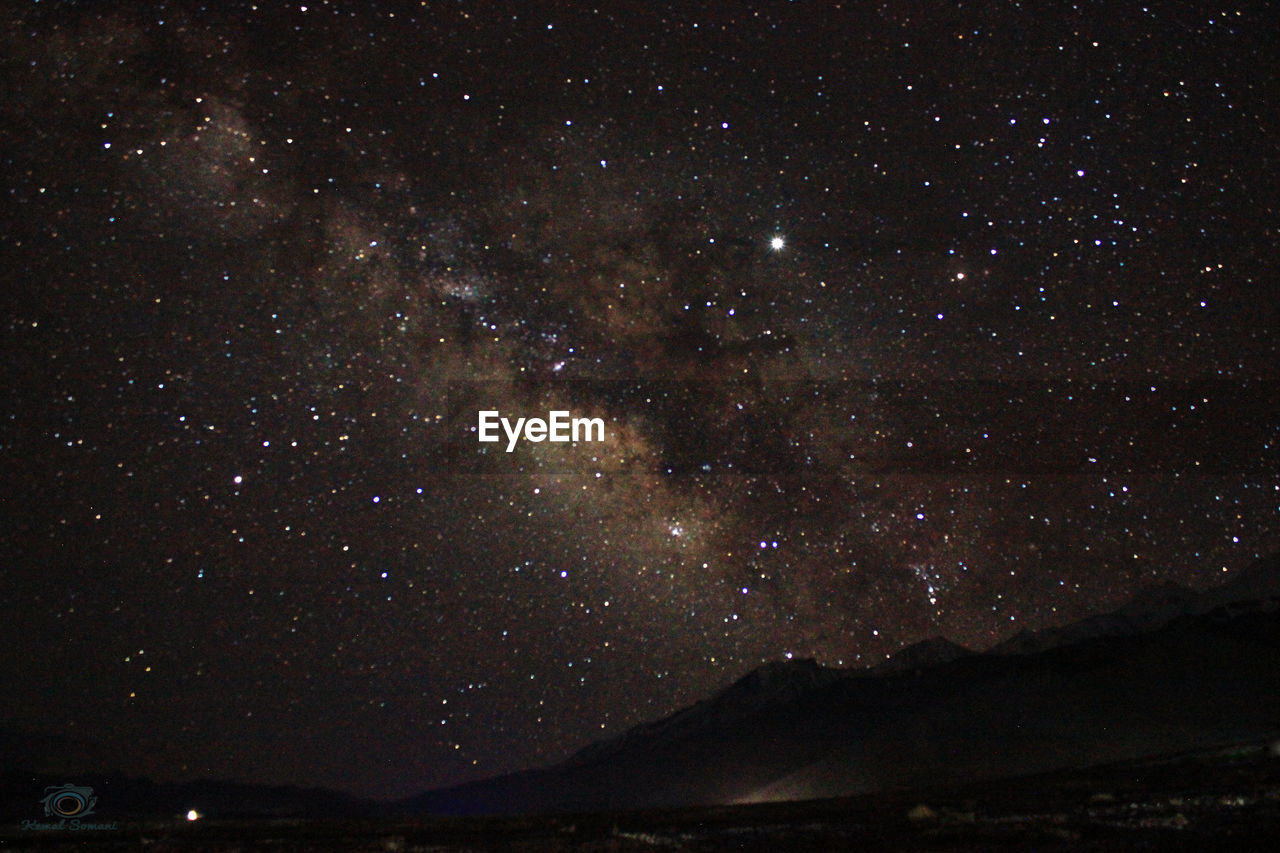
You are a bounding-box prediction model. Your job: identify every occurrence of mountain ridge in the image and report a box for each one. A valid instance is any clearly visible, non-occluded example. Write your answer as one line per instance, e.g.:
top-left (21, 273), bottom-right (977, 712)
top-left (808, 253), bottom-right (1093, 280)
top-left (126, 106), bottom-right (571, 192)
top-left (403, 551), bottom-right (1280, 815)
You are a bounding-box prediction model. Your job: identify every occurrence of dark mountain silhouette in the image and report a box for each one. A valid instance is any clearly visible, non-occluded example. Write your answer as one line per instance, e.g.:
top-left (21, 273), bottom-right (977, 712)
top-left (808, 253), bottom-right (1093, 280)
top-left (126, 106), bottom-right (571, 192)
top-left (871, 636), bottom-right (972, 673)
top-left (566, 657), bottom-right (845, 769)
top-left (5, 555), bottom-right (1277, 823)
top-left (402, 552), bottom-right (1280, 815)
top-left (991, 553), bottom-right (1280, 655)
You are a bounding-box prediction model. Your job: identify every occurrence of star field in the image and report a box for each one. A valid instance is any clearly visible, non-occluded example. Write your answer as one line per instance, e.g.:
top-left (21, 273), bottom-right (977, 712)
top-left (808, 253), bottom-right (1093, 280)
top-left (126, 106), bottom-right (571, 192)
top-left (1, 1), bottom-right (1277, 799)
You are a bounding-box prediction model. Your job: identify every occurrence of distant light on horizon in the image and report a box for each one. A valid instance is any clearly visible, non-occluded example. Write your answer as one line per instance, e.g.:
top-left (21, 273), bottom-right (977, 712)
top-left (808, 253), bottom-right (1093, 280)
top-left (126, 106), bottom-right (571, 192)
top-left (186, 809), bottom-right (201, 821)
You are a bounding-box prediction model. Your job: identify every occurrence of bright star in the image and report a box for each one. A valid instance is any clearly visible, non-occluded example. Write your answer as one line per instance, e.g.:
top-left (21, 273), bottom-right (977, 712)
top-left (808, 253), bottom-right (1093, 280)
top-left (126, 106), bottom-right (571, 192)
top-left (769, 235), bottom-right (786, 251)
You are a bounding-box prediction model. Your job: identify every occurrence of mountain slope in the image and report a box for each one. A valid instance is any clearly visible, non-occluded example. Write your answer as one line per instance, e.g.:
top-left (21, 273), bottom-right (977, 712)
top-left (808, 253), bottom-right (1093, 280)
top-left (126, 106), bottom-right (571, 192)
top-left (403, 553), bottom-right (1280, 815)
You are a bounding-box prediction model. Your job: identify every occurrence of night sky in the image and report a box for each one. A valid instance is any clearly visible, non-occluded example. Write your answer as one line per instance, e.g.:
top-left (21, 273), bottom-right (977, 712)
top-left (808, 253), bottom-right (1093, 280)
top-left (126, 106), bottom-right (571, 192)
top-left (2, 1), bottom-right (1277, 800)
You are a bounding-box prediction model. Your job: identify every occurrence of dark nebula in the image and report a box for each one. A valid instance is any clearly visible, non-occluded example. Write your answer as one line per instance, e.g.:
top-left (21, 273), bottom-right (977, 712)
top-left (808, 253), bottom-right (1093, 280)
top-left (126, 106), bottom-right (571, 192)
top-left (1, 1), bottom-right (1276, 799)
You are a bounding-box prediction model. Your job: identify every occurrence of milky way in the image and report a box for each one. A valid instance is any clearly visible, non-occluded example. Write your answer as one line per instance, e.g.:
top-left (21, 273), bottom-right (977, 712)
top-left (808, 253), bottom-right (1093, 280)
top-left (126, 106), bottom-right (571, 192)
top-left (2, 2), bottom-right (1277, 798)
